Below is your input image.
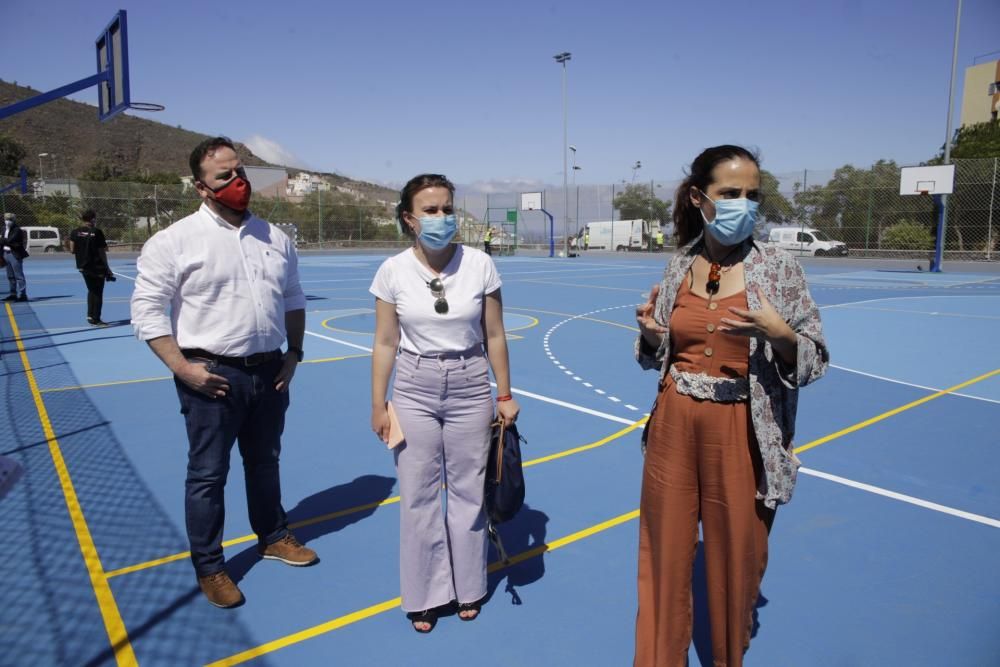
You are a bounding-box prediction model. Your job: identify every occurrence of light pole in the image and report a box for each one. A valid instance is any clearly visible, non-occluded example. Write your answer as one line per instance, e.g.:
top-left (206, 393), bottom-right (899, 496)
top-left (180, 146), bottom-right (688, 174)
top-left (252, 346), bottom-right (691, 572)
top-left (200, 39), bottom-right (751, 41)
top-left (554, 51), bottom-right (571, 257)
top-left (936, 0), bottom-right (963, 271)
top-left (569, 145), bottom-right (581, 237)
top-left (38, 152), bottom-right (48, 181)
top-left (631, 160), bottom-right (642, 183)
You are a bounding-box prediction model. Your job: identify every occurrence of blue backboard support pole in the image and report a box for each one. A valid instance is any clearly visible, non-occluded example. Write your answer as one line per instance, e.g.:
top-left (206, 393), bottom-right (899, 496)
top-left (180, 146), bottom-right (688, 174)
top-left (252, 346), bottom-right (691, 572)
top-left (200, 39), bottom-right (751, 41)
top-left (931, 194), bottom-right (945, 272)
top-left (0, 167), bottom-right (29, 195)
top-left (0, 73), bottom-right (104, 121)
top-left (540, 208), bottom-right (555, 257)
top-left (0, 9), bottom-right (129, 122)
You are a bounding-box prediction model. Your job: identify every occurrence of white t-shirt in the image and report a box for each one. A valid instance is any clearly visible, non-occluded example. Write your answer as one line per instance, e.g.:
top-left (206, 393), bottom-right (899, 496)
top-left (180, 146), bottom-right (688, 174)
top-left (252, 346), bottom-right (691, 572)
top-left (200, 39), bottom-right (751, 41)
top-left (369, 245), bottom-right (502, 355)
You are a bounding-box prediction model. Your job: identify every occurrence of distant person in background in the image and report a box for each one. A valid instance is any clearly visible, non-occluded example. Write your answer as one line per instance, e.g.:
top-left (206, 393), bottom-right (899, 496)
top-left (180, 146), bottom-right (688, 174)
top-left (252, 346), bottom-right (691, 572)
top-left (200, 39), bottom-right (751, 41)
top-left (483, 226), bottom-right (494, 255)
top-left (633, 145), bottom-right (828, 666)
top-left (655, 228), bottom-right (665, 251)
top-left (69, 209), bottom-right (115, 326)
top-left (583, 229), bottom-right (589, 251)
top-left (370, 173), bottom-right (519, 633)
top-left (131, 136), bottom-right (316, 609)
top-left (2, 213), bottom-right (29, 302)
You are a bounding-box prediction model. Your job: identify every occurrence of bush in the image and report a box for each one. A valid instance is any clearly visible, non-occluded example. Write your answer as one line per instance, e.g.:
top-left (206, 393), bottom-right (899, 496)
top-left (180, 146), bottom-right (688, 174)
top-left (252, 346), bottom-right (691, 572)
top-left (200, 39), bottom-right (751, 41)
top-left (881, 220), bottom-right (934, 251)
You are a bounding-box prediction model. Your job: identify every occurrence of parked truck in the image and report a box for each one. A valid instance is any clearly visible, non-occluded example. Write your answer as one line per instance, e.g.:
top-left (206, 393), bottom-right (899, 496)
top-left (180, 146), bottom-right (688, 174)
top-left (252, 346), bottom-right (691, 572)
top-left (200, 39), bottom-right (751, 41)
top-left (572, 219), bottom-right (653, 252)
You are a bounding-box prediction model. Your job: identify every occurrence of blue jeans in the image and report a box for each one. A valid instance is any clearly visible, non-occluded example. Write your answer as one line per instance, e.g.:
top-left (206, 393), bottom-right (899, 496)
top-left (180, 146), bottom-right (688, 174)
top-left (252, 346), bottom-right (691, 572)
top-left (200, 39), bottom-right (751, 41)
top-left (175, 355), bottom-right (290, 576)
top-left (4, 251), bottom-right (26, 298)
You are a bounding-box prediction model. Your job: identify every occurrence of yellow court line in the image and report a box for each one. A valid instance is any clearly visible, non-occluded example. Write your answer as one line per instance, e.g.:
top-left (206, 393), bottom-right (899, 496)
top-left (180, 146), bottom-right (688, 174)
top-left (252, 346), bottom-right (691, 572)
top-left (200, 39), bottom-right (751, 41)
top-left (202, 367), bottom-right (1000, 665)
top-left (38, 353), bottom-right (371, 394)
top-left (793, 367), bottom-right (1000, 455)
top-left (5, 304), bottom-right (138, 666)
top-left (204, 507), bottom-right (640, 667)
top-left (41, 375), bottom-right (172, 393)
top-left (107, 417), bottom-right (648, 578)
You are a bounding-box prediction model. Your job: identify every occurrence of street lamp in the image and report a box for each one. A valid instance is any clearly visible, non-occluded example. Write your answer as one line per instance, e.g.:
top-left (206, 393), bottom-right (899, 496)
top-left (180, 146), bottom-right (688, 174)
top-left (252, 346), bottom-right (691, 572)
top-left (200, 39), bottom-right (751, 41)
top-left (569, 145), bottom-right (577, 186)
top-left (554, 51), bottom-right (571, 257)
top-left (38, 152), bottom-right (48, 181)
top-left (631, 160), bottom-right (642, 183)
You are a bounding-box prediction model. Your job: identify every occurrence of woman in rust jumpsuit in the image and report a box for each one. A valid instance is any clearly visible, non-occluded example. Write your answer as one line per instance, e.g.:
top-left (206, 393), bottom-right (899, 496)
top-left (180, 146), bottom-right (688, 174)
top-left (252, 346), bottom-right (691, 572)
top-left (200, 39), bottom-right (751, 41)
top-left (633, 145), bottom-right (828, 666)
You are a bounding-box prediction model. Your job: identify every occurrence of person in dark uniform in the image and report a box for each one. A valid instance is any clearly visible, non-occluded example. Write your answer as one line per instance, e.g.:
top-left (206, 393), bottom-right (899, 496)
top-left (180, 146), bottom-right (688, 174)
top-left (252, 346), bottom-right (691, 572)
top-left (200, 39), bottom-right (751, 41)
top-left (2, 212), bottom-right (29, 302)
top-left (69, 210), bottom-right (115, 326)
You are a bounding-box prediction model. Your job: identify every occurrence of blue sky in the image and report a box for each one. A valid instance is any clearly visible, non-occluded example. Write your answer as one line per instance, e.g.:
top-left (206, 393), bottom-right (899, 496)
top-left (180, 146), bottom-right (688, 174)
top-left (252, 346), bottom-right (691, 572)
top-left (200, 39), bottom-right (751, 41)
top-left (2, 0), bottom-right (998, 191)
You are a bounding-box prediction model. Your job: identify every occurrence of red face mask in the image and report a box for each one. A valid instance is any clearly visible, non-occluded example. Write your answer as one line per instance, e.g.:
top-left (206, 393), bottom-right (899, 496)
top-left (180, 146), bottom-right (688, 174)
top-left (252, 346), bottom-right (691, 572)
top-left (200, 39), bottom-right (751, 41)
top-left (206, 173), bottom-right (252, 212)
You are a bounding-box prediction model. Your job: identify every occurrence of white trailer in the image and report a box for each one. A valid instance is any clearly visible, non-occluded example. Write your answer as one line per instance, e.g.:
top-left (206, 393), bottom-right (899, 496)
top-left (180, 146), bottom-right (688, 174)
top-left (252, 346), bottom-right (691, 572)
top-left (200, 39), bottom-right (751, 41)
top-left (574, 219), bottom-right (650, 251)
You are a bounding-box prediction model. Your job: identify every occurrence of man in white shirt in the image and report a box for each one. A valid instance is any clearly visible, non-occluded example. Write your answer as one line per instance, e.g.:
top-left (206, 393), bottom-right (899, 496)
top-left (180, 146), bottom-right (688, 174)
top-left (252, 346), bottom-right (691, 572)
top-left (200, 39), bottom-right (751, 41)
top-left (131, 137), bottom-right (317, 608)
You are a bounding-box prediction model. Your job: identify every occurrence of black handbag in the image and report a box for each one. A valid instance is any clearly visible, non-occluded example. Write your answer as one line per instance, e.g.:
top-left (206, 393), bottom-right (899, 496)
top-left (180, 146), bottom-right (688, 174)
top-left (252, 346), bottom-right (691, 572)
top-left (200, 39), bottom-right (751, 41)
top-left (484, 418), bottom-right (526, 563)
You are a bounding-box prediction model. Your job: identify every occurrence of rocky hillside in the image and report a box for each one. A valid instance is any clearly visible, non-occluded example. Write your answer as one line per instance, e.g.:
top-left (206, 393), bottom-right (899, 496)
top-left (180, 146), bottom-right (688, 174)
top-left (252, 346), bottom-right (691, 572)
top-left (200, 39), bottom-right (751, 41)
top-left (0, 79), bottom-right (397, 201)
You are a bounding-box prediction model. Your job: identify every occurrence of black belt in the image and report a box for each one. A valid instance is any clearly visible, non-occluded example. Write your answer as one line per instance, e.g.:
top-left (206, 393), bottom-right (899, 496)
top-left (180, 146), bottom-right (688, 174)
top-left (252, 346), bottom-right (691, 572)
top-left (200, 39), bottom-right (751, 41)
top-left (398, 345), bottom-right (484, 360)
top-left (182, 348), bottom-right (282, 367)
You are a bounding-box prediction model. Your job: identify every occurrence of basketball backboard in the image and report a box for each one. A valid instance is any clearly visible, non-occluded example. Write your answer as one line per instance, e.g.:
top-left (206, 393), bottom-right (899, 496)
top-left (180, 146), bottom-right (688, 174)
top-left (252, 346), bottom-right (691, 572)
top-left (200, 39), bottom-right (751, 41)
top-left (520, 192), bottom-right (542, 211)
top-left (96, 10), bottom-right (130, 121)
top-left (899, 165), bottom-right (955, 195)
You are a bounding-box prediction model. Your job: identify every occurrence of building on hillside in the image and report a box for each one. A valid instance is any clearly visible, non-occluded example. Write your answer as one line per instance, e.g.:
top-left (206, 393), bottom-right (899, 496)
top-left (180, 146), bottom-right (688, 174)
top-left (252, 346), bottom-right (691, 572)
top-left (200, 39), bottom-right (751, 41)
top-left (960, 59), bottom-right (1000, 126)
top-left (33, 178), bottom-right (81, 198)
top-left (287, 172), bottom-right (331, 197)
top-left (179, 168), bottom-right (287, 198)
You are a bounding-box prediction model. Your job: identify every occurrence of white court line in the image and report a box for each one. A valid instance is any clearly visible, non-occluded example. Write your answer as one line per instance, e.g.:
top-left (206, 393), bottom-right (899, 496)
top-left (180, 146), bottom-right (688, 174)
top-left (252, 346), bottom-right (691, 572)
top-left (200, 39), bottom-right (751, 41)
top-left (304, 330), bottom-right (375, 353)
top-left (800, 467), bottom-right (1000, 529)
top-left (111, 271), bottom-right (135, 282)
top-left (304, 328), bottom-right (638, 426)
top-left (827, 304), bottom-right (1000, 320)
top-left (831, 364), bottom-right (1000, 405)
top-left (820, 294), bottom-right (1000, 310)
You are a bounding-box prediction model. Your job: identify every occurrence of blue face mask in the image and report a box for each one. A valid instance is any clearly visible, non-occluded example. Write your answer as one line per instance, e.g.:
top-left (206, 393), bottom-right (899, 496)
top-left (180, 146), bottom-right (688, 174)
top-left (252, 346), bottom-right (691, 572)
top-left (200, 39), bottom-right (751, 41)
top-left (416, 214), bottom-right (457, 250)
top-left (700, 192), bottom-right (759, 245)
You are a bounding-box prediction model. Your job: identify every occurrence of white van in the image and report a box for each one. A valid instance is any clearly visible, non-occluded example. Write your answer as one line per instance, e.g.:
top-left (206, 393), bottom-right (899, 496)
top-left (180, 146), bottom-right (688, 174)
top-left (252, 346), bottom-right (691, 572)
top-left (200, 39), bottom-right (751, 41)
top-left (21, 227), bottom-right (63, 253)
top-left (767, 227), bottom-right (848, 257)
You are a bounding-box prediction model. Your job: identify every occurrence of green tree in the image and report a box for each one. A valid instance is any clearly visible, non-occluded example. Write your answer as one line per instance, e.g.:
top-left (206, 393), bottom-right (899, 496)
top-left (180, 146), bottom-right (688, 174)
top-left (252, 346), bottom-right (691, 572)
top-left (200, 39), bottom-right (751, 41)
top-left (792, 160), bottom-right (925, 248)
top-left (613, 183), bottom-right (671, 224)
top-left (881, 220), bottom-right (934, 250)
top-left (0, 134), bottom-right (27, 177)
top-left (758, 170), bottom-right (794, 224)
top-left (929, 121), bottom-right (1000, 161)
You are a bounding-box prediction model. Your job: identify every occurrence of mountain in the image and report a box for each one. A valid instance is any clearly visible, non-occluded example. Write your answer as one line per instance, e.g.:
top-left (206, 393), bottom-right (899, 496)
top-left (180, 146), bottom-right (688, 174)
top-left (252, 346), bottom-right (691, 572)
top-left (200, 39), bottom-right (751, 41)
top-left (0, 79), bottom-right (397, 202)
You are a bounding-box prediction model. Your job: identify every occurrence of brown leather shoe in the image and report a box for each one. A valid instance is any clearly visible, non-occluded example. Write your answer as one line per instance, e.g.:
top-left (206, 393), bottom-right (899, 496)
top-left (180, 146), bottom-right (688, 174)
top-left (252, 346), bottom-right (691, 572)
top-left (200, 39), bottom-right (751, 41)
top-left (257, 532), bottom-right (317, 566)
top-left (197, 571), bottom-right (243, 608)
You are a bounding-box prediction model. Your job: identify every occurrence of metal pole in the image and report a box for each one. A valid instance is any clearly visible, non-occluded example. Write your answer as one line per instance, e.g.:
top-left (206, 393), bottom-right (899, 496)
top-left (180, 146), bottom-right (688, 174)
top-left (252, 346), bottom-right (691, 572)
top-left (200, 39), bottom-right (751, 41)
top-left (561, 60), bottom-right (569, 258)
top-left (987, 156), bottom-right (997, 261)
top-left (937, 0), bottom-right (963, 271)
top-left (318, 190), bottom-right (323, 246)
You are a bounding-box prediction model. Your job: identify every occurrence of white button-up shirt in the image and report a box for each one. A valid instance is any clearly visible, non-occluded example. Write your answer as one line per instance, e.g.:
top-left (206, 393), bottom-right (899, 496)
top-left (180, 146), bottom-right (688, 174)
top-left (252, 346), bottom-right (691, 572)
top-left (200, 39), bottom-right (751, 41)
top-left (130, 203), bottom-right (306, 356)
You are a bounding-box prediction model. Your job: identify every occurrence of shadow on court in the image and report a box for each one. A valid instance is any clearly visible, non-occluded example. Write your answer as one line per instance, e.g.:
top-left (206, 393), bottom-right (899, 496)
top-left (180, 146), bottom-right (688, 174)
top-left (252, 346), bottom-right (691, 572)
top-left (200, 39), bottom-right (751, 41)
top-left (484, 503), bottom-right (550, 607)
top-left (226, 474), bottom-right (397, 583)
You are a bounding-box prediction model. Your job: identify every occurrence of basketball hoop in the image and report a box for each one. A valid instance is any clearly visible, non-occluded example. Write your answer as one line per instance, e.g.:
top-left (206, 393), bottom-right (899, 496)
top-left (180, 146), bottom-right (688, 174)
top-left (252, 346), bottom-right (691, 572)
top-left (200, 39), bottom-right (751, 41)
top-left (918, 190), bottom-right (929, 196)
top-left (128, 102), bottom-right (165, 112)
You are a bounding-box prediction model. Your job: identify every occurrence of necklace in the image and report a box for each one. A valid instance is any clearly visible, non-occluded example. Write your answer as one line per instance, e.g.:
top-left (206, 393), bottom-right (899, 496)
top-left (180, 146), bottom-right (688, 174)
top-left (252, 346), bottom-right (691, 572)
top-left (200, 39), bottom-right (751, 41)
top-left (703, 243), bottom-right (744, 308)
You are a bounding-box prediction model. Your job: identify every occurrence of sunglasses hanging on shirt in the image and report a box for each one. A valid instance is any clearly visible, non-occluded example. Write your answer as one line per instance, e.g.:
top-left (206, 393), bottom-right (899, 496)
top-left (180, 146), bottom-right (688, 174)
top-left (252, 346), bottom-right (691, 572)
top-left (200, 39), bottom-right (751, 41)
top-left (426, 277), bottom-right (449, 314)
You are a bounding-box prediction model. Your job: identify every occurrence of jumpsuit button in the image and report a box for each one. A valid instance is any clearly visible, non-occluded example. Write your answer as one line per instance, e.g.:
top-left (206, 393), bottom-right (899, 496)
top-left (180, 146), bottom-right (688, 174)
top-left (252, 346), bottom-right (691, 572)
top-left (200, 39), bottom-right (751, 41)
top-left (706, 323), bottom-right (716, 333)
top-left (704, 347), bottom-right (714, 357)
top-left (708, 302), bottom-right (718, 311)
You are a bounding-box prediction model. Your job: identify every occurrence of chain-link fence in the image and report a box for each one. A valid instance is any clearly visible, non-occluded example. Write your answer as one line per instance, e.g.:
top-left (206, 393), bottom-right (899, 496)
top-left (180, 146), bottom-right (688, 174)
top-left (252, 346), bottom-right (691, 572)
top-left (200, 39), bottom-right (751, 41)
top-left (2, 157), bottom-right (998, 259)
top-left (0, 180), bottom-right (407, 251)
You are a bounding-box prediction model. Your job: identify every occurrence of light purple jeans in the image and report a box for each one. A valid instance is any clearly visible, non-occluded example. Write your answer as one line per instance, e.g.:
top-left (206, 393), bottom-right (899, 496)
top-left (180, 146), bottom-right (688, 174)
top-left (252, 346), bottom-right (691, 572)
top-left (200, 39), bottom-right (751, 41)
top-left (391, 346), bottom-right (494, 612)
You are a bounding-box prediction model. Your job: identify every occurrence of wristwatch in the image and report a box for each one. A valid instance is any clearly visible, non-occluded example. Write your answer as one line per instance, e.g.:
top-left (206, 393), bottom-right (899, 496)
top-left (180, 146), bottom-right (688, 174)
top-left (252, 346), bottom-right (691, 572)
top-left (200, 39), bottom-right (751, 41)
top-left (287, 346), bottom-right (304, 362)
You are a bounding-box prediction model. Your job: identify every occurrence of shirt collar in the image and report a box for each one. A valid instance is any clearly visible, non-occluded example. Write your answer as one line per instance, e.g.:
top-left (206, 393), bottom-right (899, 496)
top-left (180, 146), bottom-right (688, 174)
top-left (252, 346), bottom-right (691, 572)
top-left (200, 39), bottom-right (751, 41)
top-left (199, 202), bottom-right (254, 231)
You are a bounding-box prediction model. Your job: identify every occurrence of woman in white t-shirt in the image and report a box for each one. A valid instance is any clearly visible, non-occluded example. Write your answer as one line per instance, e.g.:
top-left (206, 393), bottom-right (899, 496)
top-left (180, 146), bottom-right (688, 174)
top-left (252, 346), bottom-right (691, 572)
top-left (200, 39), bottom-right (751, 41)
top-left (370, 174), bottom-right (520, 633)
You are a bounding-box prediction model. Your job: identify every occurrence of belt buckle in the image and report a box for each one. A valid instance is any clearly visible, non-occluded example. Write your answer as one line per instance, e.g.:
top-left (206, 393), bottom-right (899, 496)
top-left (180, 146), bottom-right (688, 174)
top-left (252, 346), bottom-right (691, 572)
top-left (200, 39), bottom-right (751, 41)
top-left (244, 353), bottom-right (263, 367)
